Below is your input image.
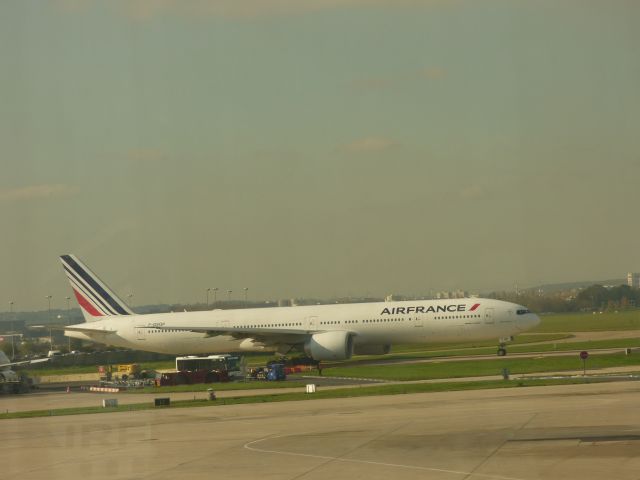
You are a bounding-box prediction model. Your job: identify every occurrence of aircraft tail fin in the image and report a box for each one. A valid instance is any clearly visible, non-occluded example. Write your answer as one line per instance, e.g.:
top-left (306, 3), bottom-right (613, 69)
top-left (60, 254), bottom-right (135, 322)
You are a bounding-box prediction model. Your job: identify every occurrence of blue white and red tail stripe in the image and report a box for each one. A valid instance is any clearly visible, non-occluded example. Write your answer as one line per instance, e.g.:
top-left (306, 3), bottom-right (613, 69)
top-left (60, 255), bottom-right (134, 322)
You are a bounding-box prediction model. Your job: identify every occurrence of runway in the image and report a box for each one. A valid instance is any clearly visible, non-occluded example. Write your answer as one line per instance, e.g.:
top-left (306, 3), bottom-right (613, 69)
top-left (4, 381), bottom-right (640, 479)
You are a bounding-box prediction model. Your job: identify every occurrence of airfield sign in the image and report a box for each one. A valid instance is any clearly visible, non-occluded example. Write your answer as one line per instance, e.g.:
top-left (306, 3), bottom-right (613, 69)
top-left (580, 351), bottom-right (589, 376)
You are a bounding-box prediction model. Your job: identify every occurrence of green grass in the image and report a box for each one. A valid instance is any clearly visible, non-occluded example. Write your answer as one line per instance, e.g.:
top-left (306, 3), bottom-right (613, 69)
top-left (0, 376), bottom-right (622, 420)
top-left (323, 352), bottom-right (640, 381)
top-left (125, 381), bottom-right (307, 394)
top-left (23, 360), bottom-right (177, 377)
top-left (532, 310), bottom-right (640, 333)
top-left (387, 333), bottom-right (571, 353)
top-left (24, 365), bottom-right (102, 376)
top-left (330, 337), bottom-right (640, 366)
top-left (508, 337), bottom-right (640, 354)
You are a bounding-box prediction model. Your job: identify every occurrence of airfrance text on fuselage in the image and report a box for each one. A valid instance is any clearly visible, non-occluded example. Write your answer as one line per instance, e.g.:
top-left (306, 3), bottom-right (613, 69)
top-left (381, 303), bottom-right (480, 315)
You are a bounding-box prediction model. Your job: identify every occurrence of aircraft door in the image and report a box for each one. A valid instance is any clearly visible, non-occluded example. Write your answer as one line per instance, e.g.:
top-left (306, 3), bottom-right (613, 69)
top-left (306, 316), bottom-right (318, 330)
top-left (136, 326), bottom-right (146, 341)
top-left (484, 308), bottom-right (495, 325)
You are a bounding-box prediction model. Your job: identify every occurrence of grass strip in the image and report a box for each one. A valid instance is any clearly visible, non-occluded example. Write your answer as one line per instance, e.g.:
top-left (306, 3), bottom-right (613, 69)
top-left (385, 333), bottom-right (571, 354)
top-left (532, 310), bottom-right (640, 333)
top-left (124, 381), bottom-right (308, 394)
top-left (364, 337), bottom-right (640, 363)
top-left (323, 352), bottom-right (640, 381)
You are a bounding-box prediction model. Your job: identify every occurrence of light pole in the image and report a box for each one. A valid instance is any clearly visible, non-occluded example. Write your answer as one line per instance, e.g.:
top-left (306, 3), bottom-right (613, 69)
top-left (9, 300), bottom-right (15, 360)
top-left (65, 296), bottom-right (71, 311)
top-left (227, 289), bottom-right (232, 301)
top-left (45, 295), bottom-right (53, 348)
top-left (127, 294), bottom-right (134, 308)
top-left (58, 314), bottom-right (71, 353)
top-left (212, 287), bottom-right (218, 306)
top-left (243, 287), bottom-right (249, 304)
top-left (206, 288), bottom-right (212, 307)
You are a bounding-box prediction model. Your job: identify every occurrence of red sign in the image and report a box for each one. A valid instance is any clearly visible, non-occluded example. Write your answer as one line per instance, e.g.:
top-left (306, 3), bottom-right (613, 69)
top-left (580, 351), bottom-right (589, 360)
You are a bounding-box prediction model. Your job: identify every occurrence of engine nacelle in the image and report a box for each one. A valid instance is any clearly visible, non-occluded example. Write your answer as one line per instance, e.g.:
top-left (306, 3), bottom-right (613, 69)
top-left (238, 338), bottom-right (268, 352)
top-left (304, 331), bottom-right (354, 361)
top-left (0, 370), bottom-right (19, 383)
top-left (353, 344), bottom-right (391, 356)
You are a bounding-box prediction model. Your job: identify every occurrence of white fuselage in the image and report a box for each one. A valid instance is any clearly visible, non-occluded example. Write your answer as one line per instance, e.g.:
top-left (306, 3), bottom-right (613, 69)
top-left (65, 298), bottom-right (540, 355)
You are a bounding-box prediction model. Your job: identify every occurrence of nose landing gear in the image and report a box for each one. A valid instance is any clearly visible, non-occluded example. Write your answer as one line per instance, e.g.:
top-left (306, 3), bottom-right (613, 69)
top-left (497, 336), bottom-right (514, 356)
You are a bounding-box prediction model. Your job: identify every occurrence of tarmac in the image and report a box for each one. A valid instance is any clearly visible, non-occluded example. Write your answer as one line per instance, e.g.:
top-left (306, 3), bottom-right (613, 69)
top-left (4, 380), bottom-right (640, 479)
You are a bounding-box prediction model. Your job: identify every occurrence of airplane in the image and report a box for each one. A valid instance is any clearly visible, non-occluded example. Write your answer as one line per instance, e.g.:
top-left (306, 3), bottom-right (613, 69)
top-left (0, 350), bottom-right (48, 393)
top-left (59, 254), bottom-right (540, 360)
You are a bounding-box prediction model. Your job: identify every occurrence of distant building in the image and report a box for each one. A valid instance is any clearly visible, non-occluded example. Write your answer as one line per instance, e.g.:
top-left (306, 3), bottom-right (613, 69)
top-left (0, 319), bottom-right (26, 333)
top-left (436, 290), bottom-right (468, 299)
top-left (627, 273), bottom-right (640, 288)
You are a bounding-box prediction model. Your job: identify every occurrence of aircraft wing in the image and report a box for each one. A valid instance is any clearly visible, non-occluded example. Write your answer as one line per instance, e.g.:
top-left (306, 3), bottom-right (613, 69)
top-left (30, 325), bottom-right (117, 334)
top-left (142, 324), bottom-right (326, 342)
top-left (63, 326), bottom-right (118, 334)
top-left (0, 357), bottom-right (49, 369)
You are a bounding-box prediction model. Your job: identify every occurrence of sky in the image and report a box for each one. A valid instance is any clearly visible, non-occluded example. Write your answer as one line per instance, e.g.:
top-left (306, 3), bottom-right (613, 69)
top-left (1, 0), bottom-right (639, 311)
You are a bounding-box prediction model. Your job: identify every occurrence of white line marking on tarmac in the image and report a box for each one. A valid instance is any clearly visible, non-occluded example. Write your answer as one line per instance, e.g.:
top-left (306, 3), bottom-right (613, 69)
top-left (244, 436), bottom-right (529, 480)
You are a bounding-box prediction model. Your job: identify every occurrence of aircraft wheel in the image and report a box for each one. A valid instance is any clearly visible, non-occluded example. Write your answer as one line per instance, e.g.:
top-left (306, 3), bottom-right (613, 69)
top-left (497, 348), bottom-right (507, 356)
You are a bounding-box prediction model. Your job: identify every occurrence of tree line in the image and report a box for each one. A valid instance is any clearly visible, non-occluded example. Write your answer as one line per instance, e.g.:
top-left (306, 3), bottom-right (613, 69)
top-left (489, 284), bottom-right (640, 313)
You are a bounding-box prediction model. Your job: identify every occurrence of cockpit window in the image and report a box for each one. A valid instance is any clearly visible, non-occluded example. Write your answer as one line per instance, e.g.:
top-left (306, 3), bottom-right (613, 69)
top-left (516, 309), bottom-right (531, 315)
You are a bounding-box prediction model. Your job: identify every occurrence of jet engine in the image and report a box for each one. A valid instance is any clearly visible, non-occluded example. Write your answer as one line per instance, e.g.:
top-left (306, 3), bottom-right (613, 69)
top-left (0, 369), bottom-right (19, 383)
top-left (304, 331), bottom-right (354, 361)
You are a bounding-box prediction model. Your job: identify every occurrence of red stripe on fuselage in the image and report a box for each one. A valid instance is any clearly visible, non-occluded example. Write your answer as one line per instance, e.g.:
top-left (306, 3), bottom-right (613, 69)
top-left (469, 303), bottom-right (480, 311)
top-left (73, 289), bottom-right (103, 317)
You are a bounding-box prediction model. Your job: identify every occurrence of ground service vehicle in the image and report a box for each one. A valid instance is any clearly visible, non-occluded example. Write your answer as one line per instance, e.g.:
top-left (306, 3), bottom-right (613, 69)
top-left (98, 364), bottom-right (145, 382)
top-left (116, 363), bottom-right (141, 380)
top-left (246, 363), bottom-right (287, 381)
top-left (266, 363), bottom-right (286, 381)
top-left (155, 369), bottom-right (229, 387)
top-left (175, 355), bottom-right (243, 379)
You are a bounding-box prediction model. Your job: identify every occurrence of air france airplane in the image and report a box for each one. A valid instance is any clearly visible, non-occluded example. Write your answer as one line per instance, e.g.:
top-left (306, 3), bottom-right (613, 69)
top-left (0, 351), bottom-right (48, 393)
top-left (60, 255), bottom-right (540, 360)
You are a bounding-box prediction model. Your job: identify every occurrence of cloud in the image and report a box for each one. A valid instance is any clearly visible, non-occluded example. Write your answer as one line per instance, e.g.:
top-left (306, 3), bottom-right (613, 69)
top-left (56, 0), bottom-right (456, 21)
top-left (341, 136), bottom-right (399, 153)
top-left (420, 67), bottom-right (447, 80)
top-left (127, 148), bottom-right (167, 163)
top-left (458, 184), bottom-right (490, 200)
top-left (53, 0), bottom-right (91, 13)
top-left (352, 66), bottom-right (447, 91)
top-left (351, 76), bottom-right (395, 91)
top-left (0, 185), bottom-right (77, 203)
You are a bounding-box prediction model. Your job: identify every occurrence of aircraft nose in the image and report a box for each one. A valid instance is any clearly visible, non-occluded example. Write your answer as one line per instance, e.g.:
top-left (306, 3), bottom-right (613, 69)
top-left (530, 313), bottom-right (541, 329)
top-left (517, 312), bottom-right (541, 331)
